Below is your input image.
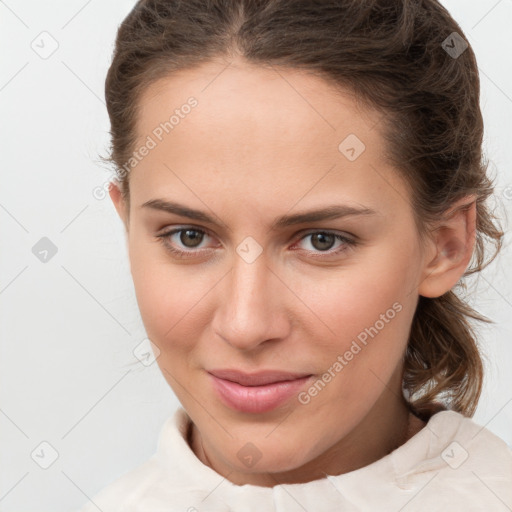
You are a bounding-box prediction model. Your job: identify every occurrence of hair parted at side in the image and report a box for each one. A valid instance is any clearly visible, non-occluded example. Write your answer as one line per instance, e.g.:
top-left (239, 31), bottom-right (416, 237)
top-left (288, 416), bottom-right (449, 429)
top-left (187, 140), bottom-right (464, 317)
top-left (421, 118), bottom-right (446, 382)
top-left (104, 0), bottom-right (504, 418)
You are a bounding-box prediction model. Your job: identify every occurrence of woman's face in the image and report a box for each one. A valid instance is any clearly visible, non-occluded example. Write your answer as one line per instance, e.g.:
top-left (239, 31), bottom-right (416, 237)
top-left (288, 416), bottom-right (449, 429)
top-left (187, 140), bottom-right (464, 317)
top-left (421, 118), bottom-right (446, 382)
top-left (111, 58), bottom-right (434, 484)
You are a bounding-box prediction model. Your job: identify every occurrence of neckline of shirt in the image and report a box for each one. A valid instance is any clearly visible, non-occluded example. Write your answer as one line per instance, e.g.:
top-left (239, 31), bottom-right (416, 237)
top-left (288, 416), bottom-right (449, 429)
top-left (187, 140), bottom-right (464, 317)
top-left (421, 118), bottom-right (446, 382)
top-left (154, 406), bottom-right (465, 495)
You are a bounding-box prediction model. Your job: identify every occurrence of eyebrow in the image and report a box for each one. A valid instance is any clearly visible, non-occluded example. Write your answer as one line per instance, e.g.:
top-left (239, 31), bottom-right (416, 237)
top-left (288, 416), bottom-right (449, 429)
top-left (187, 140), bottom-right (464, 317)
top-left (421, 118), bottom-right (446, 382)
top-left (140, 199), bottom-right (377, 230)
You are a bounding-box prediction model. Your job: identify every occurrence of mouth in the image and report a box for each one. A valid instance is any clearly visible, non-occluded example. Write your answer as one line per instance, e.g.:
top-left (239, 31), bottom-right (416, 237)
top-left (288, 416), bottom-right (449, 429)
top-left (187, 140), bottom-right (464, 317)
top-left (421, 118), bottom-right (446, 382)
top-left (207, 369), bottom-right (314, 413)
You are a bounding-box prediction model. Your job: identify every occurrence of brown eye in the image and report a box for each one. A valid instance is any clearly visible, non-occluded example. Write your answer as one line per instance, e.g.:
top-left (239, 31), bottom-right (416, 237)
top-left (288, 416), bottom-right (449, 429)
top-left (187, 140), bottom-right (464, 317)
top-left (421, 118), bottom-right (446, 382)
top-left (309, 232), bottom-right (336, 251)
top-left (294, 230), bottom-right (356, 258)
top-left (155, 227), bottom-right (212, 257)
top-left (179, 229), bottom-right (204, 248)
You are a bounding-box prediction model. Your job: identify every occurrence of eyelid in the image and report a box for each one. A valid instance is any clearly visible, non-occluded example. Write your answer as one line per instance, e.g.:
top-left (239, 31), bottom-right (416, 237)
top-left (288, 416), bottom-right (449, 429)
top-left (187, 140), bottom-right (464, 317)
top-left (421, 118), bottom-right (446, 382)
top-left (156, 223), bottom-right (212, 236)
top-left (291, 229), bottom-right (356, 253)
top-left (293, 227), bottom-right (356, 240)
top-left (157, 226), bottom-right (355, 243)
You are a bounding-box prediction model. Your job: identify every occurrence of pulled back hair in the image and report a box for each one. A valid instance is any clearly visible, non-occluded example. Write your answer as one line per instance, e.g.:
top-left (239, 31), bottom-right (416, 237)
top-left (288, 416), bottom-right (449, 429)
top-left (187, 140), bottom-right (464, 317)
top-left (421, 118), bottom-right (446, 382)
top-left (104, 0), bottom-right (503, 418)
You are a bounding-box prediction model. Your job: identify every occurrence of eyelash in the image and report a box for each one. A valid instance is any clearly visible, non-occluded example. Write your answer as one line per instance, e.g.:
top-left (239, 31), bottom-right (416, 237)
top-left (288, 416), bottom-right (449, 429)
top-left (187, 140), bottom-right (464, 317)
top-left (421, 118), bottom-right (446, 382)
top-left (155, 227), bottom-right (357, 260)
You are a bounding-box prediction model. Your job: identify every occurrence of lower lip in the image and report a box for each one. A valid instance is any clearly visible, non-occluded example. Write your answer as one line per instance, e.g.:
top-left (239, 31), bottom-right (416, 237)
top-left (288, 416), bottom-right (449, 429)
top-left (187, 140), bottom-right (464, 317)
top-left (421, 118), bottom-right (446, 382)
top-left (209, 374), bottom-right (313, 413)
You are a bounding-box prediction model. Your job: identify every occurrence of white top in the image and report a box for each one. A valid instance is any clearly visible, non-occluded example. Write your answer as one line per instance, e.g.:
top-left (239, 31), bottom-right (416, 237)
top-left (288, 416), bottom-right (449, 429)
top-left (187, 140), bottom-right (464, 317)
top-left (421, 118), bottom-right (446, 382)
top-left (76, 406), bottom-right (512, 511)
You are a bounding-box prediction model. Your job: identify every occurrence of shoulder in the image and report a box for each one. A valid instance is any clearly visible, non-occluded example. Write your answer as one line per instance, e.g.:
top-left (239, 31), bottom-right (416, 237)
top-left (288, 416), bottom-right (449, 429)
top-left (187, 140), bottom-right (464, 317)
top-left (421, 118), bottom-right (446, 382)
top-left (392, 410), bottom-right (512, 510)
top-left (426, 409), bottom-right (512, 467)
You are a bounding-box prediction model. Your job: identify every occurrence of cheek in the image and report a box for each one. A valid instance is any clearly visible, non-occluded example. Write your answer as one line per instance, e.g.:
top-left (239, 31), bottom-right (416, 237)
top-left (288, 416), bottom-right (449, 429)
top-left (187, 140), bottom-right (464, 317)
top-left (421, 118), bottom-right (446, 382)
top-left (295, 281), bottom-right (413, 430)
top-left (291, 251), bottom-right (416, 349)
top-left (291, 242), bottom-right (419, 397)
top-left (306, 278), bottom-right (412, 385)
top-left (128, 240), bottom-right (201, 345)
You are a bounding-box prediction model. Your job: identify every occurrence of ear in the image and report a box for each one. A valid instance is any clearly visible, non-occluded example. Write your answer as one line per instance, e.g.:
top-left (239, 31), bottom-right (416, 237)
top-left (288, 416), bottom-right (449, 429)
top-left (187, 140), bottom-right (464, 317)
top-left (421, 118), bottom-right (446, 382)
top-left (418, 196), bottom-right (477, 298)
top-left (109, 180), bottom-right (129, 232)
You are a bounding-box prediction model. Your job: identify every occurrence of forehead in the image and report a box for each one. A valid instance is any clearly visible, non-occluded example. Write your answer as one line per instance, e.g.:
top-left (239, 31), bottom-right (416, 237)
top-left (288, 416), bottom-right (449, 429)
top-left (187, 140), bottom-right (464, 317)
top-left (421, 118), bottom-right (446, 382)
top-left (136, 58), bottom-right (377, 151)
top-left (129, 59), bottom-right (408, 218)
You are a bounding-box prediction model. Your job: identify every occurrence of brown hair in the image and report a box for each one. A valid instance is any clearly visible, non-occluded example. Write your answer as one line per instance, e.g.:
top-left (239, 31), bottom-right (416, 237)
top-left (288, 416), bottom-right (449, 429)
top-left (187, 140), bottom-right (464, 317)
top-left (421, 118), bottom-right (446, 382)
top-left (104, 0), bottom-right (503, 418)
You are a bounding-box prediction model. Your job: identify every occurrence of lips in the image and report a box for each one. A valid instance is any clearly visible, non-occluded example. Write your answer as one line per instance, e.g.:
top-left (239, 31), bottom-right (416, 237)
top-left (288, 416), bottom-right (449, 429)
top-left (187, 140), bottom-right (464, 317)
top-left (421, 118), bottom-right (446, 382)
top-left (207, 369), bottom-right (314, 413)
top-left (208, 368), bottom-right (313, 386)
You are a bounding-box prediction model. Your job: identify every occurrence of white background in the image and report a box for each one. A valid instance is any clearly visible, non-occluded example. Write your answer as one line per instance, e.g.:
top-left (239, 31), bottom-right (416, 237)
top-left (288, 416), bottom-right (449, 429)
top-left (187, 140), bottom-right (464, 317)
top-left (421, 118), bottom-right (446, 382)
top-left (1, 1), bottom-right (511, 510)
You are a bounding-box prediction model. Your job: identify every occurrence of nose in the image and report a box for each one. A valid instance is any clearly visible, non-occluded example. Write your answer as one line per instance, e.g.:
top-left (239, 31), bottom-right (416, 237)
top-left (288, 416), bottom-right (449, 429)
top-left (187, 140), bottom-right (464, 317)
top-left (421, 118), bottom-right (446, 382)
top-left (211, 248), bottom-right (291, 352)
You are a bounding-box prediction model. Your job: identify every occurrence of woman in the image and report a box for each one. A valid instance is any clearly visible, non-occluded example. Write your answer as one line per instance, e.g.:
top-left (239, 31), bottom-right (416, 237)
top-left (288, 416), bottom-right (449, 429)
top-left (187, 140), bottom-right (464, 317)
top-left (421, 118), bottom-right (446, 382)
top-left (78, 0), bottom-right (512, 510)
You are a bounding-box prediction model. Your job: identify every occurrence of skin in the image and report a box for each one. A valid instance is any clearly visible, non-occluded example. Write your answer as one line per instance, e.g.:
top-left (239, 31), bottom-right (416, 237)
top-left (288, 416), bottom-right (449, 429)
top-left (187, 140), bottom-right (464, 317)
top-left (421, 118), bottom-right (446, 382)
top-left (109, 57), bottom-right (476, 487)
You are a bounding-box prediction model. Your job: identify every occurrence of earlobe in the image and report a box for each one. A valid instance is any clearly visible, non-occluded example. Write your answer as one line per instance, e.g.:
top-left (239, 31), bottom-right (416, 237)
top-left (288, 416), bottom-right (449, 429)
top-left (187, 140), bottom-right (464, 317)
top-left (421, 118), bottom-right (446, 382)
top-left (418, 197), bottom-right (477, 298)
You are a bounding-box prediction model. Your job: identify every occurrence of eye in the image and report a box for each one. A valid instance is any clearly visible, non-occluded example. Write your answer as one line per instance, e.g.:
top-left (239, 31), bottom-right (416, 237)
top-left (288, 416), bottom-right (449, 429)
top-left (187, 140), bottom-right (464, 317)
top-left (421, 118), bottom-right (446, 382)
top-left (293, 231), bottom-right (356, 257)
top-left (155, 227), bottom-right (215, 258)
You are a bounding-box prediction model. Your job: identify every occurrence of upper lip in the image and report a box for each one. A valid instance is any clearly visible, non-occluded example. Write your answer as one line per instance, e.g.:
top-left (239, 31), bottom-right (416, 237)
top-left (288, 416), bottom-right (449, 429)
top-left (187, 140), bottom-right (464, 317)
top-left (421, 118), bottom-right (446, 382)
top-left (208, 369), bottom-right (313, 386)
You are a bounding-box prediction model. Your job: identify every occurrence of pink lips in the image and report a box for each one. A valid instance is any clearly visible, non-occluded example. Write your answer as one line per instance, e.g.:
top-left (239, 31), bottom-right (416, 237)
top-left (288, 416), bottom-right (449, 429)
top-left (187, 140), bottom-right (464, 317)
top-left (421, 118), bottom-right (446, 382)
top-left (208, 369), bottom-right (313, 413)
